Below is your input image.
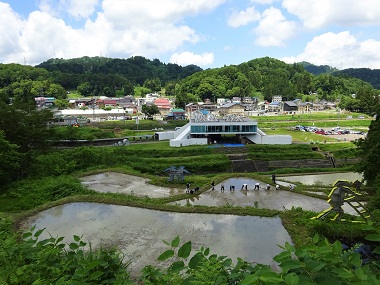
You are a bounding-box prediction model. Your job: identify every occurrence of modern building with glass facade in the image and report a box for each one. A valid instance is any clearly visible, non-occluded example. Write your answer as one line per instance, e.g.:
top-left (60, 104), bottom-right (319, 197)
top-left (168, 111), bottom-right (292, 147)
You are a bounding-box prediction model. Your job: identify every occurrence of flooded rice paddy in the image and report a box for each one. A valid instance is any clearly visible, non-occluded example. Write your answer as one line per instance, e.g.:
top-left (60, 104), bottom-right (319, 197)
top-left (278, 172), bottom-right (363, 186)
top-left (24, 202), bottom-right (291, 275)
top-left (23, 171), bottom-right (363, 274)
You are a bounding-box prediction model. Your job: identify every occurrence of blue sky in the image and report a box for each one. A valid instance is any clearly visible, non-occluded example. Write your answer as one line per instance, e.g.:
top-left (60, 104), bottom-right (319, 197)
top-left (1, 0), bottom-right (380, 69)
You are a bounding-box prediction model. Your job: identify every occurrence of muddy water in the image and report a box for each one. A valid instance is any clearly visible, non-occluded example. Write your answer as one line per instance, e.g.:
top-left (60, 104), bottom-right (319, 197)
top-left (80, 172), bottom-right (183, 198)
top-left (278, 172), bottom-right (363, 186)
top-left (24, 202), bottom-right (291, 275)
top-left (81, 173), bottom-right (358, 215)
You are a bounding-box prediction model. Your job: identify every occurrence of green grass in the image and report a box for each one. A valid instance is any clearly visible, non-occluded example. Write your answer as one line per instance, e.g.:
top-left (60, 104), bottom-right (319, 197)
top-left (263, 128), bottom-right (338, 143)
top-left (253, 110), bottom-right (370, 122)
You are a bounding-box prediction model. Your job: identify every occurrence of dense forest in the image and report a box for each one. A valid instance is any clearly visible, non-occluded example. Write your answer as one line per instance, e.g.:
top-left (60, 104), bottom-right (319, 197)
top-left (0, 56), bottom-right (379, 114)
top-left (35, 56), bottom-right (202, 91)
top-left (299, 61), bottom-right (339, 75)
top-left (299, 62), bottom-right (380, 90)
top-left (332, 68), bottom-right (380, 90)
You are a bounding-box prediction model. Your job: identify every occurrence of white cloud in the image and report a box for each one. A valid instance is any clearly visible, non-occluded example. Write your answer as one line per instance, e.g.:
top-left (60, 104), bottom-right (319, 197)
top-left (38, 0), bottom-right (99, 19)
top-left (170, 51), bottom-right (214, 67)
top-left (101, 0), bottom-right (227, 28)
top-left (282, 31), bottom-right (380, 69)
top-left (63, 0), bottom-right (99, 19)
top-left (0, 0), bottom-right (227, 65)
top-left (250, 0), bottom-right (275, 4)
top-left (254, 7), bottom-right (297, 46)
top-left (0, 3), bottom-right (24, 59)
top-left (19, 11), bottom-right (83, 63)
top-left (227, 6), bottom-right (261, 27)
top-left (283, 0), bottom-right (380, 29)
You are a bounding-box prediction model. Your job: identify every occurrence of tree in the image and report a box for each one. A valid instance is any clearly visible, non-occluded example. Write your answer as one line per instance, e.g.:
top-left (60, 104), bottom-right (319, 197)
top-left (356, 84), bottom-right (378, 115)
top-left (144, 78), bottom-right (161, 92)
top-left (141, 104), bottom-right (159, 118)
top-left (77, 82), bottom-right (92, 96)
top-left (55, 99), bottom-right (69, 110)
top-left (0, 131), bottom-right (21, 187)
top-left (134, 86), bottom-right (151, 97)
top-left (0, 103), bottom-right (54, 152)
top-left (355, 108), bottom-right (380, 185)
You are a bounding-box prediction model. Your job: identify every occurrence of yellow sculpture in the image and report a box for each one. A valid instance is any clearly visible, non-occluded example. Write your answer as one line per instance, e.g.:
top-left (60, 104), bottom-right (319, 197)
top-left (312, 179), bottom-right (373, 223)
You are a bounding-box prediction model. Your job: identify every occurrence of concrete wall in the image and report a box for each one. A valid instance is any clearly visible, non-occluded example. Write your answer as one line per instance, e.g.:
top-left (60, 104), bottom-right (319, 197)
top-left (261, 135), bottom-right (292, 144)
top-left (245, 129), bottom-right (292, 145)
top-left (155, 131), bottom-right (175, 140)
top-left (170, 138), bottom-right (207, 147)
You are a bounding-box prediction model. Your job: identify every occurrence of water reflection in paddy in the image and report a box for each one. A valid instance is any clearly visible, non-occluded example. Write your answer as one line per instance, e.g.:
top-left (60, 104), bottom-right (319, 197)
top-left (278, 172), bottom-right (363, 186)
top-left (24, 202), bottom-right (292, 275)
top-left (177, 178), bottom-right (358, 216)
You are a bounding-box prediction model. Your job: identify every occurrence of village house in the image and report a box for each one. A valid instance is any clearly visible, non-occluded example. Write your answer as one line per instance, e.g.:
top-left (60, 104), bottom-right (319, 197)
top-left (282, 101), bottom-right (298, 113)
top-left (153, 98), bottom-right (172, 116)
top-left (267, 101), bottom-right (281, 113)
top-left (166, 108), bottom-right (186, 120)
top-left (219, 102), bottom-right (245, 116)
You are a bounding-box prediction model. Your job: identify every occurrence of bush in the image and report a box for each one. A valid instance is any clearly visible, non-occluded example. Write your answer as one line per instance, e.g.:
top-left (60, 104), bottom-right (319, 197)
top-left (0, 176), bottom-right (92, 212)
top-left (0, 226), bottom-right (130, 284)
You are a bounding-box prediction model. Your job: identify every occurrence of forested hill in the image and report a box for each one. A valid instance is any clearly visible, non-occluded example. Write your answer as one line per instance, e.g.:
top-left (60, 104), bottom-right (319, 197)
top-left (331, 68), bottom-right (380, 89)
top-left (36, 56), bottom-right (202, 86)
top-left (299, 61), bottom-right (338, 75)
top-left (299, 62), bottom-right (380, 89)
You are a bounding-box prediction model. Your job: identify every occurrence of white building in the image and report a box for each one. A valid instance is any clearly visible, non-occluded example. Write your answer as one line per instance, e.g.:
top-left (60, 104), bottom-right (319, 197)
top-left (161, 110), bottom-right (292, 147)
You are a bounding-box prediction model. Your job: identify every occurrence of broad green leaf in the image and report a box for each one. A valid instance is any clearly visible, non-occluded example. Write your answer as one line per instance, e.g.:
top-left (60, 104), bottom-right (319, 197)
top-left (349, 253), bottom-right (362, 268)
top-left (274, 251), bottom-right (292, 262)
top-left (89, 270), bottom-right (103, 280)
top-left (87, 260), bottom-right (101, 270)
top-left (56, 236), bottom-right (64, 243)
top-left (222, 258), bottom-right (232, 267)
top-left (178, 240), bottom-right (191, 259)
top-left (285, 242), bottom-right (295, 252)
top-left (295, 248), bottom-right (308, 259)
top-left (204, 247), bottom-right (210, 256)
top-left (354, 267), bottom-right (366, 280)
top-left (312, 234), bottom-right (319, 244)
top-left (240, 274), bottom-right (260, 285)
top-left (168, 261), bottom-right (185, 273)
top-left (69, 242), bottom-right (79, 250)
top-left (336, 268), bottom-right (355, 279)
top-left (365, 234), bottom-right (380, 242)
top-left (285, 273), bottom-right (299, 285)
top-left (189, 252), bottom-right (203, 269)
top-left (332, 240), bottom-right (342, 253)
top-left (280, 260), bottom-right (303, 273)
top-left (171, 236), bottom-right (180, 247)
top-left (157, 249), bottom-right (174, 261)
top-left (308, 261), bottom-right (326, 272)
top-left (34, 228), bottom-right (45, 238)
top-left (73, 235), bottom-right (81, 242)
top-left (260, 276), bottom-right (284, 283)
top-left (22, 232), bottom-right (32, 239)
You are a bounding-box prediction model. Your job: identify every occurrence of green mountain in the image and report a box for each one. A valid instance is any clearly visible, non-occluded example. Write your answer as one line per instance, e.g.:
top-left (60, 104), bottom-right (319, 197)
top-left (36, 56), bottom-right (203, 86)
top-left (299, 62), bottom-right (380, 90)
top-left (298, 61), bottom-right (338, 75)
top-left (332, 68), bottom-right (380, 89)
